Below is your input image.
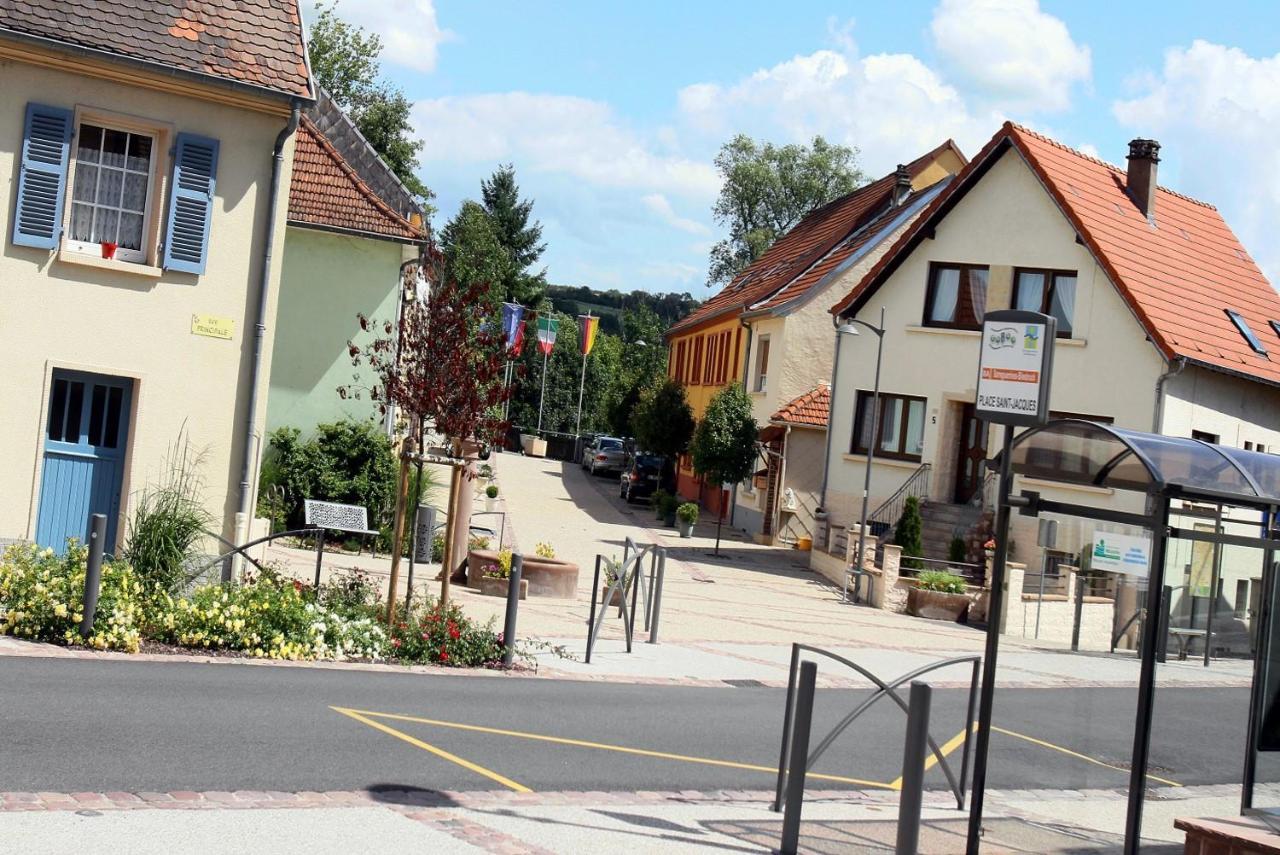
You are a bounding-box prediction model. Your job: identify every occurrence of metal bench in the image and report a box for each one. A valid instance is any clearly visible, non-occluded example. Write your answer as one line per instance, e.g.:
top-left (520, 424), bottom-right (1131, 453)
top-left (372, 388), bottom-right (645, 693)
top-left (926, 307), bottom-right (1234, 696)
top-left (303, 500), bottom-right (381, 558)
top-left (1168, 627), bottom-right (1209, 661)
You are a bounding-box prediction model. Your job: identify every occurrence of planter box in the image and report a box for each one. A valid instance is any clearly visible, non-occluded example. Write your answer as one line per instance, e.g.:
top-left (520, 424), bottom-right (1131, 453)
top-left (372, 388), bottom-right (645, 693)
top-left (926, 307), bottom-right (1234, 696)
top-left (479, 576), bottom-right (527, 600)
top-left (907, 587), bottom-right (971, 622)
top-left (520, 434), bottom-right (547, 458)
top-left (598, 585), bottom-right (626, 607)
top-left (521, 556), bottom-right (579, 598)
top-left (466, 548), bottom-right (503, 590)
top-left (677, 520), bottom-right (695, 538)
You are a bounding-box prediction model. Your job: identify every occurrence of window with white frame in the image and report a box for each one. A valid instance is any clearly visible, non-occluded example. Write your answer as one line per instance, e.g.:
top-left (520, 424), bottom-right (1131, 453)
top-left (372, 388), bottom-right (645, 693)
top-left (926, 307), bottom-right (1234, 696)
top-left (754, 336), bottom-right (770, 393)
top-left (66, 123), bottom-right (157, 264)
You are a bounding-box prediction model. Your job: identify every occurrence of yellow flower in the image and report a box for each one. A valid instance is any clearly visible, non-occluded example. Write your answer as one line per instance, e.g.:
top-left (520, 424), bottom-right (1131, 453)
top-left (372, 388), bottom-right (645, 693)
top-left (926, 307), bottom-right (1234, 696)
top-left (53, 604), bottom-right (67, 618)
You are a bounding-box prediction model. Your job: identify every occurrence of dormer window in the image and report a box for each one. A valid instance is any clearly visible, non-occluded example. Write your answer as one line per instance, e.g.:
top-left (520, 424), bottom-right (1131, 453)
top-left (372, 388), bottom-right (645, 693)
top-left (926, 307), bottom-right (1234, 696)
top-left (1226, 309), bottom-right (1267, 355)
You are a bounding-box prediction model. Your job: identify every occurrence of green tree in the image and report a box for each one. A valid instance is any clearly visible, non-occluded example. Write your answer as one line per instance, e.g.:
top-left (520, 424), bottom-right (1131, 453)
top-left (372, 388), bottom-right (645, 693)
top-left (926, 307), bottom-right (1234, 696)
top-left (707, 134), bottom-right (864, 286)
top-left (632, 379), bottom-right (695, 488)
top-left (605, 307), bottom-right (669, 436)
top-left (481, 165), bottom-right (547, 306)
top-left (689, 383), bottom-right (758, 553)
top-left (439, 200), bottom-right (514, 305)
top-left (895, 495), bottom-right (925, 569)
top-left (308, 2), bottom-right (434, 206)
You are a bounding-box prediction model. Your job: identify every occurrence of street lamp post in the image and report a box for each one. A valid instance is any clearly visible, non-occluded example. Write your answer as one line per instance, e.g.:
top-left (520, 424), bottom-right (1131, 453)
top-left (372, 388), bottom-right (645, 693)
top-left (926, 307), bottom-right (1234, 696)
top-left (840, 307), bottom-right (886, 604)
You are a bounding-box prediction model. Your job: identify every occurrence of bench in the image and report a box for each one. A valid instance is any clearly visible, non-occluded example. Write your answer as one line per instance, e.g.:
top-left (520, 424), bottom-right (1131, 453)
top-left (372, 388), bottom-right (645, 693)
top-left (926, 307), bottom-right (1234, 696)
top-left (1169, 627), bottom-right (1209, 661)
top-left (304, 500), bottom-right (381, 558)
top-left (1176, 816), bottom-right (1280, 854)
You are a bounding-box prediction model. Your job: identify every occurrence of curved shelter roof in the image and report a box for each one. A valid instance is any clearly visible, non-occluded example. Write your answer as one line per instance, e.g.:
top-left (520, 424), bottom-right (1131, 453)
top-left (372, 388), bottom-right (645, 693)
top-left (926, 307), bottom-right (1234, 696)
top-left (1009, 419), bottom-right (1280, 506)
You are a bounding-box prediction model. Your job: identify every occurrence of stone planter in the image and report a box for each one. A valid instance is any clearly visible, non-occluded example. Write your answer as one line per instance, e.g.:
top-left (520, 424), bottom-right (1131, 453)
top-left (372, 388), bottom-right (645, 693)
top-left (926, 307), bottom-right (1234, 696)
top-left (907, 587), bottom-right (971, 622)
top-left (520, 434), bottom-right (547, 458)
top-left (520, 555), bottom-right (579, 598)
top-left (677, 520), bottom-right (694, 538)
top-left (663, 510), bottom-right (677, 526)
top-left (479, 576), bottom-right (527, 600)
top-left (598, 585), bottom-right (626, 607)
top-left (466, 548), bottom-right (502, 589)
top-left (484, 497), bottom-right (497, 512)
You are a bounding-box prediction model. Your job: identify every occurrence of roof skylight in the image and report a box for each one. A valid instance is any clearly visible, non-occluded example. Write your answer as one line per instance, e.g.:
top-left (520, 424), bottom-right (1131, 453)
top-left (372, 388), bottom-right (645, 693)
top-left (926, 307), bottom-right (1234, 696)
top-left (1226, 309), bottom-right (1267, 355)
top-left (1270, 320), bottom-right (1280, 342)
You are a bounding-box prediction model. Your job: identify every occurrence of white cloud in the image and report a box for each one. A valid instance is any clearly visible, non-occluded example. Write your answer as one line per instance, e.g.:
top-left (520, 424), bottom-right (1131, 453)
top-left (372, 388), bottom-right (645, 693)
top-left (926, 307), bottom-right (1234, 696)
top-left (930, 0), bottom-right (1090, 113)
top-left (1113, 41), bottom-right (1280, 284)
top-left (413, 92), bottom-right (720, 201)
top-left (641, 194), bottom-right (710, 235)
top-left (676, 49), bottom-right (998, 175)
top-left (641, 261), bottom-right (702, 284)
top-left (302, 0), bottom-right (454, 74)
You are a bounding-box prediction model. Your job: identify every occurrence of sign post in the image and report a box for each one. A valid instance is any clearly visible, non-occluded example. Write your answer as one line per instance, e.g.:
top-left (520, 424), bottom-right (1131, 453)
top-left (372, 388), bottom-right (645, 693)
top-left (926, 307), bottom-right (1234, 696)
top-left (967, 310), bottom-right (1055, 855)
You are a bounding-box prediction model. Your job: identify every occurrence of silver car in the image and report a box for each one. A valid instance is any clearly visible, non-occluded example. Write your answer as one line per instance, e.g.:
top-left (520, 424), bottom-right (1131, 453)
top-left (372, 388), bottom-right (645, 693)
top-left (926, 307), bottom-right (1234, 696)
top-left (582, 436), bottom-right (626, 476)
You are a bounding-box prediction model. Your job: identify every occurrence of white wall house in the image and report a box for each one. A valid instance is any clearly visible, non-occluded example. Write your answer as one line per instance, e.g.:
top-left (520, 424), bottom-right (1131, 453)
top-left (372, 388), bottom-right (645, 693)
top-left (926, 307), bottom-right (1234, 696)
top-left (821, 122), bottom-right (1280, 623)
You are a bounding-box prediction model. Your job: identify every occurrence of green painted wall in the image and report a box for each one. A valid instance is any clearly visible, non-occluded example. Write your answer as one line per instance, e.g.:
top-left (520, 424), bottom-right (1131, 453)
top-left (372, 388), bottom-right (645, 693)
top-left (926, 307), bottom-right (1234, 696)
top-left (267, 226), bottom-right (407, 436)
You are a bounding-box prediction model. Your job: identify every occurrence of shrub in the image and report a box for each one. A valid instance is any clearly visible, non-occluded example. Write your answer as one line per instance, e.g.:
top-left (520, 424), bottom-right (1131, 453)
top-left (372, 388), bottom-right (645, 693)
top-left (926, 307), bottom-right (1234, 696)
top-left (948, 536), bottom-right (967, 564)
top-left (431, 533), bottom-right (445, 562)
top-left (469, 535), bottom-right (491, 551)
top-left (659, 493), bottom-right (680, 518)
top-left (895, 496), bottom-right (924, 569)
top-left (259, 420), bottom-right (400, 532)
top-left (915, 570), bottom-right (968, 595)
top-left (388, 597), bottom-right (503, 667)
top-left (123, 434), bottom-right (212, 596)
top-left (478, 463), bottom-right (494, 481)
top-left (485, 484), bottom-right (499, 499)
top-left (651, 489), bottom-right (670, 513)
top-left (534, 542), bottom-right (556, 559)
top-left (317, 567), bottom-right (381, 621)
top-left (0, 543), bottom-right (144, 652)
top-left (676, 502), bottom-right (699, 525)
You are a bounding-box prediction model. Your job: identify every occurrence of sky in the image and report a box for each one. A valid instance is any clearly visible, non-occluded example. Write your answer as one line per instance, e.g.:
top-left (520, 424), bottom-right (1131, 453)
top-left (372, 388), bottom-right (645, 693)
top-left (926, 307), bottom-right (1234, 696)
top-left (305, 0), bottom-right (1280, 295)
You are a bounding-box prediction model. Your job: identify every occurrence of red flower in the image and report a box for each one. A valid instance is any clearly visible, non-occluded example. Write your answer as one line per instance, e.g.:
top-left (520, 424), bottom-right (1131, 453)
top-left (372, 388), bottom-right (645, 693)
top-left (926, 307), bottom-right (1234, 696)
top-left (391, 638), bottom-right (402, 648)
top-left (449, 626), bottom-right (460, 640)
top-left (292, 580), bottom-right (302, 592)
top-left (439, 648), bottom-right (449, 662)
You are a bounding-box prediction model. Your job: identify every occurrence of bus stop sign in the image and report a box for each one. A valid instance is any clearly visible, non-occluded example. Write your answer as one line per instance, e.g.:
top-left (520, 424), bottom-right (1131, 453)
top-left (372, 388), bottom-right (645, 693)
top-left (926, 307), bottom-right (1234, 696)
top-left (975, 310), bottom-right (1057, 427)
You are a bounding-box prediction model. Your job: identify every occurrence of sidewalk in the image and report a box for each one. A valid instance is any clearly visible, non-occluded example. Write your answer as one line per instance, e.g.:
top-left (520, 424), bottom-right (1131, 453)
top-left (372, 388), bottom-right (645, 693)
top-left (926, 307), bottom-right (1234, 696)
top-left (3, 781), bottom-right (1250, 853)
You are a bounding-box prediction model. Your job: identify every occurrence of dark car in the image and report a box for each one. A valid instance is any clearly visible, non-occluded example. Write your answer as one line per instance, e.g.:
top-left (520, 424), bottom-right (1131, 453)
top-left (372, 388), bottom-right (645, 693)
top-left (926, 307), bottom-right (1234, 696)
top-left (619, 453), bottom-right (665, 502)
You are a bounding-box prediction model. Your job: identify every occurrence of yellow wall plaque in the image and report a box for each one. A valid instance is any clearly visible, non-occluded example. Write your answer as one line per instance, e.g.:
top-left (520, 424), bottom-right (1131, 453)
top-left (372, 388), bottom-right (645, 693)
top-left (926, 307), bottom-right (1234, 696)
top-left (191, 314), bottom-right (234, 340)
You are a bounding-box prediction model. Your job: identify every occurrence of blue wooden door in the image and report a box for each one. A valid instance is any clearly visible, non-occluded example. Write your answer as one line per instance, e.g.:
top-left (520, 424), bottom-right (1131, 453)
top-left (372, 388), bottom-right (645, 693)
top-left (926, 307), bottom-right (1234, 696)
top-left (35, 370), bottom-right (132, 554)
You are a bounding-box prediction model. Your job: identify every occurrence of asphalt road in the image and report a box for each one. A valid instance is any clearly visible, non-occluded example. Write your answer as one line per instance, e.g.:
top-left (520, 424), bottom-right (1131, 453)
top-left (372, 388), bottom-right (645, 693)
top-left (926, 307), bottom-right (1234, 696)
top-left (0, 656), bottom-right (1269, 797)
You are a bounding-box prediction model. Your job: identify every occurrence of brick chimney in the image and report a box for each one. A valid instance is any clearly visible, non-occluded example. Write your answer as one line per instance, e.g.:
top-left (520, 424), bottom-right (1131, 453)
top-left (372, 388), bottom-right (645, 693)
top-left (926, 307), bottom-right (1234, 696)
top-left (1126, 139), bottom-right (1160, 221)
top-left (891, 164), bottom-right (912, 207)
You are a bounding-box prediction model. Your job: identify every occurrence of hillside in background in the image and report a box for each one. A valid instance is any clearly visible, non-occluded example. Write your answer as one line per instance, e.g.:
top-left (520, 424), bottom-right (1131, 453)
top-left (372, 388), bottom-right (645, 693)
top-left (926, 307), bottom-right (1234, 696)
top-left (546, 285), bottom-right (699, 336)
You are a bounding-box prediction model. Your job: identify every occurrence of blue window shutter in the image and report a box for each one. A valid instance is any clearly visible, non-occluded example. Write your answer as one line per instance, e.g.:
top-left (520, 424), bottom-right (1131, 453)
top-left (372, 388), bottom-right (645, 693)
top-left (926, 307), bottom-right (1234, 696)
top-left (162, 133), bottom-right (219, 274)
top-left (12, 103), bottom-right (73, 250)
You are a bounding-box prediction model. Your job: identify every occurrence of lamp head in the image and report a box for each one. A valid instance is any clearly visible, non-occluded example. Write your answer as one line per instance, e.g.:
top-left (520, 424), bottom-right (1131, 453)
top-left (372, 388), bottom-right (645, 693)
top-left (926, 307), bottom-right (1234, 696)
top-left (836, 320), bottom-right (860, 336)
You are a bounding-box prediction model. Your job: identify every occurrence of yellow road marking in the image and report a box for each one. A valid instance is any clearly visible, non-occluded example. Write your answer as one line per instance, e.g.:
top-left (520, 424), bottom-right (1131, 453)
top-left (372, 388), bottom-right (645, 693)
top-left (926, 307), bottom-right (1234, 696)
top-left (331, 706), bottom-right (531, 793)
top-left (887, 723), bottom-right (974, 791)
top-left (341, 707), bottom-right (891, 790)
top-left (991, 725), bottom-right (1181, 788)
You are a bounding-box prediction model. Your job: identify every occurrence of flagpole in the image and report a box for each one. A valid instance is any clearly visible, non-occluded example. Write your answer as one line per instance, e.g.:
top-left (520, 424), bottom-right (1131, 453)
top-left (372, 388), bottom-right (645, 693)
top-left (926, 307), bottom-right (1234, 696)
top-left (575, 350), bottom-right (587, 439)
top-left (537, 348), bottom-right (548, 433)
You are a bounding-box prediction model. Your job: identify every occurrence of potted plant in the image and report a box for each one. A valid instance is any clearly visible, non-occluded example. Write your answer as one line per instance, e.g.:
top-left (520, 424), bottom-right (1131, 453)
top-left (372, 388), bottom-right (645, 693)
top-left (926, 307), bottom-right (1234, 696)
top-left (100, 241), bottom-right (118, 260)
top-left (477, 554), bottom-right (527, 600)
top-left (660, 494), bottom-right (679, 526)
top-left (599, 555), bottom-right (627, 606)
top-left (520, 541), bottom-right (579, 598)
top-left (485, 483), bottom-right (499, 512)
top-left (676, 502), bottom-right (698, 538)
top-left (651, 489), bottom-right (670, 520)
top-left (908, 570), bottom-right (971, 622)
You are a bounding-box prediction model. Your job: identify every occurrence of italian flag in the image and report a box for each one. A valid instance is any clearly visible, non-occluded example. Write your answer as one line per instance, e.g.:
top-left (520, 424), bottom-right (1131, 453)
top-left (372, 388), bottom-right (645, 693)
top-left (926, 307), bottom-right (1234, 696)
top-left (537, 315), bottom-right (559, 356)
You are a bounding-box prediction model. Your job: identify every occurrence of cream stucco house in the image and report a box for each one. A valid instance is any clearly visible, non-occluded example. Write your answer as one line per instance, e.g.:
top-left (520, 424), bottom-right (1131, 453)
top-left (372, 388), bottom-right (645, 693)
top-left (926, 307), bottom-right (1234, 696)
top-left (0, 1), bottom-right (313, 556)
top-left (820, 122), bottom-right (1280, 633)
top-left (266, 89), bottom-right (427, 438)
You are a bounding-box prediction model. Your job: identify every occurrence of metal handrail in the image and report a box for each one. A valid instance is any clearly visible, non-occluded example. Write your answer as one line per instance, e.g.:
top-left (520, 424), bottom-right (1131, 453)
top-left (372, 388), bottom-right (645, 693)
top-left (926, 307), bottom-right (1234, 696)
top-left (193, 527), bottom-right (325, 580)
top-left (773, 643), bottom-right (981, 814)
top-left (867, 463), bottom-right (932, 533)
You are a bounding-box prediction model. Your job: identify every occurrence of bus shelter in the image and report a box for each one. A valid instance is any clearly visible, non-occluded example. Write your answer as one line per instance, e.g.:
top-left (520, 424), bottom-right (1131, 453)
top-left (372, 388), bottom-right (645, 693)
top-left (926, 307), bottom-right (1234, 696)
top-left (967, 419), bottom-right (1280, 854)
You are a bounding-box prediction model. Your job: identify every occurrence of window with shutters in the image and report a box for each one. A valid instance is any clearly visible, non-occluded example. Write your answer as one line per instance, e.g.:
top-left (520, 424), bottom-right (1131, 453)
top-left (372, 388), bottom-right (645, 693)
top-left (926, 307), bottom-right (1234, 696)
top-left (61, 108), bottom-right (172, 268)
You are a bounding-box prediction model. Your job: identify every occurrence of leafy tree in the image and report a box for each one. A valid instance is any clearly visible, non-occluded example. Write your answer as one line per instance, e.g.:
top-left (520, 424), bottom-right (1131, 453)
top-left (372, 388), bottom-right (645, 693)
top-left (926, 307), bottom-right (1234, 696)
top-left (707, 134), bottom-right (864, 286)
top-left (439, 200), bottom-right (514, 306)
top-left (689, 383), bottom-right (759, 553)
top-left (605, 307), bottom-right (669, 436)
top-left (632, 379), bottom-right (695, 488)
top-left (308, 2), bottom-right (434, 206)
top-left (895, 495), bottom-right (925, 570)
top-left (480, 165), bottom-right (547, 306)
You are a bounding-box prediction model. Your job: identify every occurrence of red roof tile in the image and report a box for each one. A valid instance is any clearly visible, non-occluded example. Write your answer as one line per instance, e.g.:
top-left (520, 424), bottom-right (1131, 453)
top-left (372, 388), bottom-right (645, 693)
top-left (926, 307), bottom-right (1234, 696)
top-left (288, 117), bottom-right (424, 242)
top-left (832, 122), bottom-right (1280, 387)
top-left (772, 384), bottom-right (830, 428)
top-left (0, 0), bottom-right (312, 99)
top-left (665, 140), bottom-right (965, 339)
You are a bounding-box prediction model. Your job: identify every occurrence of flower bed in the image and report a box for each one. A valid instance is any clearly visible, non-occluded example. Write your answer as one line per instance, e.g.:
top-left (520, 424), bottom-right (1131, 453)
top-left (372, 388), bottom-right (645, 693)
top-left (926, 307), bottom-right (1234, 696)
top-left (0, 544), bottom-right (510, 669)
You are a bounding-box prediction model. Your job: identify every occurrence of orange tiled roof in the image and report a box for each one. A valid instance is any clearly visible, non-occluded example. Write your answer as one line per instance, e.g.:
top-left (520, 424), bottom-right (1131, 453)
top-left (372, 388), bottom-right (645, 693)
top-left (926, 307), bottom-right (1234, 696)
top-left (0, 0), bottom-right (312, 99)
top-left (832, 122), bottom-right (1280, 387)
top-left (772, 384), bottom-right (830, 428)
top-left (665, 140), bottom-right (965, 339)
top-left (288, 117), bottom-right (425, 242)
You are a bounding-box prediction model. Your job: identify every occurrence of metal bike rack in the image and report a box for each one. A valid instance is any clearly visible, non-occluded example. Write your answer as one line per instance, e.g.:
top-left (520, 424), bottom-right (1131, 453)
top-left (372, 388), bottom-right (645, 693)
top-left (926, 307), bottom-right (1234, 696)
top-left (584, 537), bottom-right (666, 663)
top-left (195, 527), bottom-right (326, 585)
top-left (773, 643), bottom-right (981, 816)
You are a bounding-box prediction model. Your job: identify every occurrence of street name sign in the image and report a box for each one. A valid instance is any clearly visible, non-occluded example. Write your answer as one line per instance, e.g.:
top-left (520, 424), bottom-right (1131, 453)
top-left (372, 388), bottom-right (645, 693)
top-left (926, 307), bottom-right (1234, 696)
top-left (974, 310), bottom-right (1056, 427)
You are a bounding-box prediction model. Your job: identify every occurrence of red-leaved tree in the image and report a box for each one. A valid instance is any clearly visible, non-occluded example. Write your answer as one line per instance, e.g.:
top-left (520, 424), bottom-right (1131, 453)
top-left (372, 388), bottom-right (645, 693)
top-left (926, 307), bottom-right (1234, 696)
top-left (344, 250), bottom-right (511, 606)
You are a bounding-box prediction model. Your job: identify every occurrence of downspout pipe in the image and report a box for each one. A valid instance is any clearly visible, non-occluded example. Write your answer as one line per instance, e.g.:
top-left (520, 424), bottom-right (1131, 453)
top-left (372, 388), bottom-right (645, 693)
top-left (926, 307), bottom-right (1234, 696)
top-left (235, 100), bottom-right (301, 567)
top-left (1152, 356), bottom-right (1186, 433)
top-left (730, 316), bottom-right (753, 528)
top-left (817, 313), bottom-right (845, 513)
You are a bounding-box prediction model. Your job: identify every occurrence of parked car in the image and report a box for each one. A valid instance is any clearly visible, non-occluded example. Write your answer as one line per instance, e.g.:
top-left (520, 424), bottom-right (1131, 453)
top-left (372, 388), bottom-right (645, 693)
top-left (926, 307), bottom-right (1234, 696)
top-left (619, 453), bottom-right (665, 502)
top-left (581, 435), bottom-right (626, 475)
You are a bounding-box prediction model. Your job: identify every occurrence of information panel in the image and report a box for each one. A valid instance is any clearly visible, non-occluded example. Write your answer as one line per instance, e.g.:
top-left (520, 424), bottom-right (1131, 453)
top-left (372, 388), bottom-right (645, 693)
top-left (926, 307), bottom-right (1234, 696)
top-left (974, 310), bottom-right (1056, 427)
